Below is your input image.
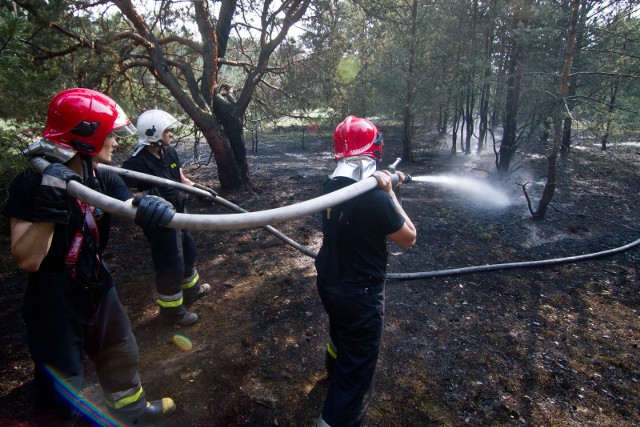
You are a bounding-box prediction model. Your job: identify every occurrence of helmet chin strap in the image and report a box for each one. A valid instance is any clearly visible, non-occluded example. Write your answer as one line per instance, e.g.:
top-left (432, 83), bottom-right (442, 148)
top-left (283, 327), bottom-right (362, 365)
top-left (80, 153), bottom-right (100, 191)
top-left (131, 143), bottom-right (146, 157)
top-left (330, 156), bottom-right (377, 181)
top-left (131, 139), bottom-right (164, 157)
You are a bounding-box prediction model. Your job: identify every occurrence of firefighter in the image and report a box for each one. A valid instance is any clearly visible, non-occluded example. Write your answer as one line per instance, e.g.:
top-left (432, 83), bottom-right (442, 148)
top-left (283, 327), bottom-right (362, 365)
top-left (315, 116), bottom-right (417, 426)
top-left (2, 88), bottom-right (177, 425)
top-left (121, 109), bottom-right (210, 326)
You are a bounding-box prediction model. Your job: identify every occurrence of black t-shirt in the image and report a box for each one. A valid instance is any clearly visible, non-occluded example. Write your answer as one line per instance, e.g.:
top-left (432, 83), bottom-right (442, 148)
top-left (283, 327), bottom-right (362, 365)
top-left (315, 176), bottom-right (405, 282)
top-left (121, 146), bottom-right (186, 211)
top-left (2, 167), bottom-right (132, 279)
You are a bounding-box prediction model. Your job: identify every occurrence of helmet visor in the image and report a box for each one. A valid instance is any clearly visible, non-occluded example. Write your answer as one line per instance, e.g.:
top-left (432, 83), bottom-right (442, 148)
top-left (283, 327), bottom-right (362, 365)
top-left (112, 122), bottom-right (137, 138)
top-left (111, 103), bottom-right (136, 138)
top-left (166, 120), bottom-right (181, 131)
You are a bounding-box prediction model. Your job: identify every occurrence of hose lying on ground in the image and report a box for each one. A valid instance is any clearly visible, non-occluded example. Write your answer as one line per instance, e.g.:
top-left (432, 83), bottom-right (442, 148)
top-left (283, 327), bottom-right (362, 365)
top-left (386, 236), bottom-right (640, 280)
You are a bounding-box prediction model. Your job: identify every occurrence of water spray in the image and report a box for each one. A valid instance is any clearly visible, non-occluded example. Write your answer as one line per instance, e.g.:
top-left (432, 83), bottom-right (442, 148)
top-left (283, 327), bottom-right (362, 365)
top-left (386, 157), bottom-right (510, 208)
top-left (410, 175), bottom-right (511, 208)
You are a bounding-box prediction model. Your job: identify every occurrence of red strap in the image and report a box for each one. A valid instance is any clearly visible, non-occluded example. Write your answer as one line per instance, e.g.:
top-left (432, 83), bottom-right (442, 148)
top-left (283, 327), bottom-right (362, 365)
top-left (65, 199), bottom-right (101, 277)
top-left (78, 200), bottom-right (99, 247)
top-left (65, 230), bottom-right (84, 265)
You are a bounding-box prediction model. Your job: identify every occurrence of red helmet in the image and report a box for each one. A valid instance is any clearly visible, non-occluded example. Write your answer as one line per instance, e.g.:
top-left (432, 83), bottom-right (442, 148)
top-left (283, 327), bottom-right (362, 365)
top-left (333, 115), bottom-right (383, 160)
top-left (42, 88), bottom-right (136, 156)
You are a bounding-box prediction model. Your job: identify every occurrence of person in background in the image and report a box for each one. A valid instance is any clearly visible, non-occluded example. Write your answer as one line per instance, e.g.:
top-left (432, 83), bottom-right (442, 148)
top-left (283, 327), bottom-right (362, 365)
top-left (315, 115), bottom-right (417, 427)
top-left (121, 109), bottom-right (210, 326)
top-left (2, 88), bottom-right (178, 426)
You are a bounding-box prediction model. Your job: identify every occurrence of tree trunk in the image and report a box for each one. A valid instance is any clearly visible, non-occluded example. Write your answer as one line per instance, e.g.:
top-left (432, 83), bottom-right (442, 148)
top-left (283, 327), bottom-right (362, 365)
top-left (451, 104), bottom-right (460, 154)
top-left (601, 78), bottom-right (619, 151)
top-left (561, 115), bottom-right (573, 154)
top-left (533, 0), bottom-right (581, 220)
top-left (459, 108), bottom-right (465, 152)
top-left (560, 0), bottom-right (588, 156)
top-left (464, 88), bottom-right (474, 154)
top-left (201, 127), bottom-right (243, 188)
top-left (401, 107), bottom-right (414, 162)
top-left (212, 97), bottom-right (250, 187)
top-left (438, 106), bottom-right (448, 134)
top-left (401, 0), bottom-right (418, 162)
top-left (497, 41), bottom-right (523, 175)
top-left (478, 0), bottom-right (497, 154)
top-left (477, 78), bottom-right (490, 153)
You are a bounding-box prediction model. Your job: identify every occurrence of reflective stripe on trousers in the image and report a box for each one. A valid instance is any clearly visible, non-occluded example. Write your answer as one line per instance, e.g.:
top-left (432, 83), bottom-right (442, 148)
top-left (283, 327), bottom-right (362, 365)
top-left (157, 290), bottom-right (184, 308)
top-left (104, 385), bottom-right (144, 410)
top-left (181, 270), bottom-right (199, 290)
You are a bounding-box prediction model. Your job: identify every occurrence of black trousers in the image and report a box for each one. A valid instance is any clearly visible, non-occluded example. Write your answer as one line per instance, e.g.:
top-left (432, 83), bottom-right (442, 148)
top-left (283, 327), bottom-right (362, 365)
top-left (317, 279), bottom-right (385, 427)
top-left (143, 226), bottom-right (197, 297)
top-left (23, 272), bottom-right (146, 425)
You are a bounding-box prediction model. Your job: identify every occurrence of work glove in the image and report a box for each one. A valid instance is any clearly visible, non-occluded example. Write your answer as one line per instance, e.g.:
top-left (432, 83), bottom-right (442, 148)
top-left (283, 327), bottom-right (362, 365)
top-left (132, 195), bottom-right (176, 229)
top-left (193, 183), bottom-right (217, 201)
top-left (33, 163), bottom-right (81, 224)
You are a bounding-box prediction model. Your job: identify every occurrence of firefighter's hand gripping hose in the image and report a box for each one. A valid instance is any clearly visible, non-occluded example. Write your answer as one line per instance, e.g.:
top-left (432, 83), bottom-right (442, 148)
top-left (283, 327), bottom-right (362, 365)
top-left (33, 163), bottom-right (82, 224)
top-left (132, 195), bottom-right (176, 229)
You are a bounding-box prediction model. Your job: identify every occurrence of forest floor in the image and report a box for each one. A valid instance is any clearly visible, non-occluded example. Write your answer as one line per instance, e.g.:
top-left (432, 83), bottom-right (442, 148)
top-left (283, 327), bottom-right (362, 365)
top-left (0, 127), bottom-right (638, 427)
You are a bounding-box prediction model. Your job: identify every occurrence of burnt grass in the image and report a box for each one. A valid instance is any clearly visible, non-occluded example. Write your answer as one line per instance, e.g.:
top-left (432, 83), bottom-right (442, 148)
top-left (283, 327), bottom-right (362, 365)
top-left (0, 127), bottom-right (639, 427)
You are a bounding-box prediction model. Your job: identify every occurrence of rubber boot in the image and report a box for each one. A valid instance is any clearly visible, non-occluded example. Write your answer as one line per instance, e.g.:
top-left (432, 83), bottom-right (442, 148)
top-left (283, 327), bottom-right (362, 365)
top-left (183, 282), bottom-right (211, 305)
top-left (159, 305), bottom-right (198, 326)
top-left (137, 398), bottom-right (176, 423)
top-left (108, 397), bottom-right (176, 426)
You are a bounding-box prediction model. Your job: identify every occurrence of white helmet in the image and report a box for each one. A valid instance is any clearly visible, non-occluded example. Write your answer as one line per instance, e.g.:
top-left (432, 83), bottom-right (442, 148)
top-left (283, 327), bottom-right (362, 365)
top-left (136, 109), bottom-right (180, 146)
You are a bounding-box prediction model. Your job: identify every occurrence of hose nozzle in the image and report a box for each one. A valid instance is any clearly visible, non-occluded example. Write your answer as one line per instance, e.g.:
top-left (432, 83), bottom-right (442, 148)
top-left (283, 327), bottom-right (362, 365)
top-left (388, 157), bottom-right (402, 172)
top-left (387, 158), bottom-right (412, 184)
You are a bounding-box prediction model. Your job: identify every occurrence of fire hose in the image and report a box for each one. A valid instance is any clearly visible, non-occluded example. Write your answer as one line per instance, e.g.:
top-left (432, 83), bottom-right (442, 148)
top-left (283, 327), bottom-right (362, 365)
top-left (29, 157), bottom-right (639, 280)
top-left (96, 163), bottom-right (318, 258)
top-left (386, 236), bottom-right (640, 279)
top-left (29, 156), bottom-right (384, 231)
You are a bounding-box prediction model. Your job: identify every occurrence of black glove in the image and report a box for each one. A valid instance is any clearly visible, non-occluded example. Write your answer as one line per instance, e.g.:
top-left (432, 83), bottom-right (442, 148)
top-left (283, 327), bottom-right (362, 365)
top-left (32, 163), bottom-right (81, 224)
top-left (132, 195), bottom-right (176, 229)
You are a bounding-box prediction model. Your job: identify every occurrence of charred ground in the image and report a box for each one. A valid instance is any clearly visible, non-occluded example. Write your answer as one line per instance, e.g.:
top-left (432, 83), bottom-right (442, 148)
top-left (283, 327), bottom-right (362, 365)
top-left (0, 128), bottom-right (638, 427)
